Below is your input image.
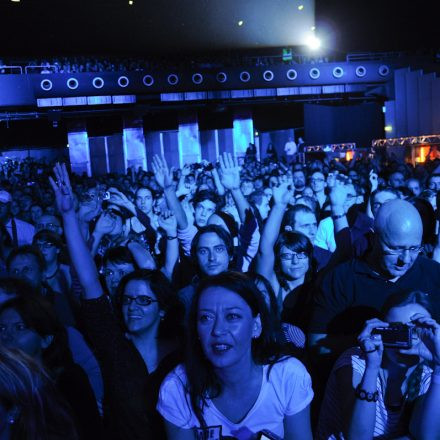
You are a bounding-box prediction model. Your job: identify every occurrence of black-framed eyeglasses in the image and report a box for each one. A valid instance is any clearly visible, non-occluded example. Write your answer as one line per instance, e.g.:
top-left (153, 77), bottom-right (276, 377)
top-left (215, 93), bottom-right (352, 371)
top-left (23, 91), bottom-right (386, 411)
top-left (280, 252), bottom-right (308, 261)
top-left (121, 295), bottom-right (158, 306)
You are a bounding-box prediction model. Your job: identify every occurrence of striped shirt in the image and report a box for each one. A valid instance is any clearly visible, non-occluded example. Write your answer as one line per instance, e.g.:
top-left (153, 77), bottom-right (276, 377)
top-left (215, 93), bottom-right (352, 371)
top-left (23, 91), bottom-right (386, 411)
top-left (316, 347), bottom-right (432, 439)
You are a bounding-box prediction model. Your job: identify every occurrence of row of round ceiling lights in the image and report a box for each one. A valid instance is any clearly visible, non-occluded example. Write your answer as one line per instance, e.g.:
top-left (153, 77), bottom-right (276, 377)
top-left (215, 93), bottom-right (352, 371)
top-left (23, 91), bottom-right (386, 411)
top-left (39, 65), bottom-right (391, 91)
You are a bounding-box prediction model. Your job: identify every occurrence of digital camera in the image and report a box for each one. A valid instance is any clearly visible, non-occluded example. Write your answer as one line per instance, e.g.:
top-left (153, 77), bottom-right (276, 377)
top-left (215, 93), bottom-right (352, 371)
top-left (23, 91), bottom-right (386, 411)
top-left (371, 323), bottom-right (412, 349)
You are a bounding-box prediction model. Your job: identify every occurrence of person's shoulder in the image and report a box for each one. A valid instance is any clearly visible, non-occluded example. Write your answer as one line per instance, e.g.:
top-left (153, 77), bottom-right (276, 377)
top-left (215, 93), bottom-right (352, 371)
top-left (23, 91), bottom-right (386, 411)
top-left (161, 363), bottom-right (188, 390)
top-left (323, 257), bottom-right (358, 277)
top-left (417, 255), bottom-right (440, 269)
top-left (13, 217), bottom-right (34, 229)
top-left (267, 356), bottom-right (309, 379)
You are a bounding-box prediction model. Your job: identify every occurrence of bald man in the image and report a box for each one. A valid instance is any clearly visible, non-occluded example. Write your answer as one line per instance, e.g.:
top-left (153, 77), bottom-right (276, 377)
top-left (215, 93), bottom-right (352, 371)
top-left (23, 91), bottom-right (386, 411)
top-left (308, 199), bottom-right (440, 360)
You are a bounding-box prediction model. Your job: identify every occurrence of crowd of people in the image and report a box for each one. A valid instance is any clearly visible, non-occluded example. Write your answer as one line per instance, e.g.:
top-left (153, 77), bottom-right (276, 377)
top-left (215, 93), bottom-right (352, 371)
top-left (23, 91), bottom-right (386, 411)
top-left (0, 51), bottom-right (335, 75)
top-left (1, 146), bottom-right (440, 439)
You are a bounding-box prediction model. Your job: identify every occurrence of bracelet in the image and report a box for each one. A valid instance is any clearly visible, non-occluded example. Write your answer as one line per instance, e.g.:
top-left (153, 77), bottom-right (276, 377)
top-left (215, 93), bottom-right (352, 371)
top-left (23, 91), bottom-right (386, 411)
top-left (355, 385), bottom-right (378, 402)
top-left (332, 213), bottom-right (346, 220)
top-left (167, 235), bottom-right (178, 240)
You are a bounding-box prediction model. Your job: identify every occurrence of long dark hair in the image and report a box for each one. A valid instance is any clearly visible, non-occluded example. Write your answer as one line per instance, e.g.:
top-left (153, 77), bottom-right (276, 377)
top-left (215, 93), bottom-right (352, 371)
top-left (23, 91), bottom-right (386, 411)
top-left (0, 348), bottom-right (78, 440)
top-left (0, 295), bottom-right (73, 376)
top-left (185, 271), bottom-right (289, 427)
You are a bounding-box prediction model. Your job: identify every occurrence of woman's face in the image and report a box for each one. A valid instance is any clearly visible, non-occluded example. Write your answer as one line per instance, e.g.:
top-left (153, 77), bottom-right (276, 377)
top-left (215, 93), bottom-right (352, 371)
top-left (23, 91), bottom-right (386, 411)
top-left (197, 286), bottom-right (261, 370)
top-left (384, 303), bottom-right (431, 366)
top-left (103, 204), bottom-right (123, 236)
top-left (135, 188), bottom-right (153, 215)
top-left (35, 240), bottom-right (59, 264)
top-left (0, 308), bottom-right (48, 359)
top-left (278, 245), bottom-right (310, 281)
top-left (122, 279), bottom-right (162, 335)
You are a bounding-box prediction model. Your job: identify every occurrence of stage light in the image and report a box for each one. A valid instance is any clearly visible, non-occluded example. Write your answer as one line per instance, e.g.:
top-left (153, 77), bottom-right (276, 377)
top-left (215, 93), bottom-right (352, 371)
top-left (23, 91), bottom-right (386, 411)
top-left (384, 125), bottom-right (393, 132)
top-left (306, 35), bottom-right (321, 50)
top-left (11, 0), bottom-right (20, 2)
top-left (128, 0), bottom-right (134, 5)
top-left (298, 5), bottom-right (304, 10)
top-left (238, 20), bottom-right (244, 26)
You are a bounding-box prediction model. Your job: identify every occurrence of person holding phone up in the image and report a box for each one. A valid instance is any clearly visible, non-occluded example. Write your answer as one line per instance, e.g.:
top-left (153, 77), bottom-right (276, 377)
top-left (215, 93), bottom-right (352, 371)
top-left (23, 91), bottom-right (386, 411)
top-left (317, 289), bottom-right (440, 439)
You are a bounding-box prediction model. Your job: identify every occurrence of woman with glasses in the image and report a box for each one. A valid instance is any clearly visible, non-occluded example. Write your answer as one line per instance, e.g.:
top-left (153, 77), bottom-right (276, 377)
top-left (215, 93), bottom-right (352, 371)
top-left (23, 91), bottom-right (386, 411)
top-left (256, 177), bottom-right (315, 334)
top-left (317, 290), bottom-right (440, 439)
top-left (49, 163), bottom-right (182, 439)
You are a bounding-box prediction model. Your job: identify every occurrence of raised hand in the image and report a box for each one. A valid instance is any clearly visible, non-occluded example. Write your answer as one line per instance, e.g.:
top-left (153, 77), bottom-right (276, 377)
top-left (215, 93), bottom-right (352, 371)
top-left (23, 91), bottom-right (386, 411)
top-left (329, 183), bottom-right (349, 208)
top-left (151, 155), bottom-right (174, 189)
top-left (400, 315), bottom-right (440, 365)
top-left (49, 163), bottom-right (75, 215)
top-left (272, 175), bottom-right (294, 206)
top-left (158, 209), bottom-right (177, 236)
top-left (218, 152), bottom-right (241, 190)
top-left (369, 169), bottom-right (378, 192)
top-left (107, 187), bottom-right (136, 215)
top-left (94, 211), bottom-right (117, 236)
top-left (357, 318), bottom-right (388, 369)
top-left (181, 164), bottom-right (192, 177)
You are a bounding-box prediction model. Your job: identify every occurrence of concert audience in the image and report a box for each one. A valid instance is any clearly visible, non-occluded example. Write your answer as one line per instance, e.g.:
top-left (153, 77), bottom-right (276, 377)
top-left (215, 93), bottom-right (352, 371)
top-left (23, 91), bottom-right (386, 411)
top-left (1, 145), bottom-right (440, 438)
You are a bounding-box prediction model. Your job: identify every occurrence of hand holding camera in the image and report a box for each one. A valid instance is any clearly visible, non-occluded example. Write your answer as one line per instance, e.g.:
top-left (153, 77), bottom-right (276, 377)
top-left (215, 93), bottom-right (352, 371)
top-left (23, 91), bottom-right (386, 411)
top-left (357, 318), bottom-right (389, 368)
top-left (397, 314), bottom-right (440, 366)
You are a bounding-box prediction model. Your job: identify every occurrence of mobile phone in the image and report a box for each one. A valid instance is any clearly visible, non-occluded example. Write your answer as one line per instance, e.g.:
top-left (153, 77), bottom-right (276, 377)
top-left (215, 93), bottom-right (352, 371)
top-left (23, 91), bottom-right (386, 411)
top-left (102, 191), bottom-right (110, 200)
top-left (371, 323), bottom-right (412, 349)
top-left (204, 162), bottom-right (214, 171)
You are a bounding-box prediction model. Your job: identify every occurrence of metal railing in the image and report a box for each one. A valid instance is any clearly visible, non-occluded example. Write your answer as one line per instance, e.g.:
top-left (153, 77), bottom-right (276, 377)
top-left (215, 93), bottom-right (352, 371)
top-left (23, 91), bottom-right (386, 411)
top-left (0, 65), bottom-right (23, 74)
top-left (24, 65), bottom-right (59, 74)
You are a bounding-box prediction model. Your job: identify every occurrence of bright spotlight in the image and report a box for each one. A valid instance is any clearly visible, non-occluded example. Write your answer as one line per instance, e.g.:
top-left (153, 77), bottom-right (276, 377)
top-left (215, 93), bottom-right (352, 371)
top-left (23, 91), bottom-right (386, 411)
top-left (238, 20), bottom-right (244, 26)
top-left (306, 35), bottom-right (321, 50)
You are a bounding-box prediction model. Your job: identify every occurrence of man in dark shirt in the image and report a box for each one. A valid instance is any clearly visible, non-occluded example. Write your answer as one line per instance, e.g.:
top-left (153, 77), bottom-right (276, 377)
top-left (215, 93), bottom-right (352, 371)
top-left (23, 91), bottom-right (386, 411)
top-left (309, 199), bottom-right (440, 359)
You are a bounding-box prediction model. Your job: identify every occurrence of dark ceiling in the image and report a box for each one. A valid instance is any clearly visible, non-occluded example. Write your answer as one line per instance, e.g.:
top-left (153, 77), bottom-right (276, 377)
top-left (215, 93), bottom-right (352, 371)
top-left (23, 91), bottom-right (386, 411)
top-left (0, 0), bottom-right (438, 59)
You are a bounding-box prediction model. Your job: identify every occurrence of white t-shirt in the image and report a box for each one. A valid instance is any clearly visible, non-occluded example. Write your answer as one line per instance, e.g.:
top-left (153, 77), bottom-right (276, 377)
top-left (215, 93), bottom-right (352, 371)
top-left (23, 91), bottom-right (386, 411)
top-left (316, 347), bottom-right (432, 440)
top-left (157, 357), bottom-right (313, 440)
top-left (284, 141), bottom-right (298, 156)
top-left (314, 216), bottom-right (336, 253)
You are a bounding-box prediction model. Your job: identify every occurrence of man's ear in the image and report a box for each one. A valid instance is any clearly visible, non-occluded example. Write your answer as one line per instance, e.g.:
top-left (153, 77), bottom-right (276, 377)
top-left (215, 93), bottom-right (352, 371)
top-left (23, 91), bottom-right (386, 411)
top-left (41, 335), bottom-right (54, 350)
top-left (252, 314), bottom-right (262, 339)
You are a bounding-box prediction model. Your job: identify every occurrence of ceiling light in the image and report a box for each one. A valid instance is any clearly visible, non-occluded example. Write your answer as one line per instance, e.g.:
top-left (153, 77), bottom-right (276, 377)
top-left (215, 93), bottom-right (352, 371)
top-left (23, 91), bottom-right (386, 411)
top-left (306, 35), bottom-right (321, 50)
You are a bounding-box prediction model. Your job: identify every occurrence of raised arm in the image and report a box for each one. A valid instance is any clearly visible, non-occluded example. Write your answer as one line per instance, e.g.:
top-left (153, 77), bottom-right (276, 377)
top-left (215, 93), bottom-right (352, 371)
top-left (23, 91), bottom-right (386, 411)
top-left (151, 154), bottom-right (188, 230)
top-left (218, 152), bottom-right (250, 223)
top-left (157, 209), bottom-right (179, 280)
top-left (211, 166), bottom-right (225, 196)
top-left (256, 176), bottom-right (292, 289)
top-left (50, 163), bottom-right (103, 299)
top-left (338, 319), bottom-right (387, 440)
top-left (329, 183), bottom-right (349, 234)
